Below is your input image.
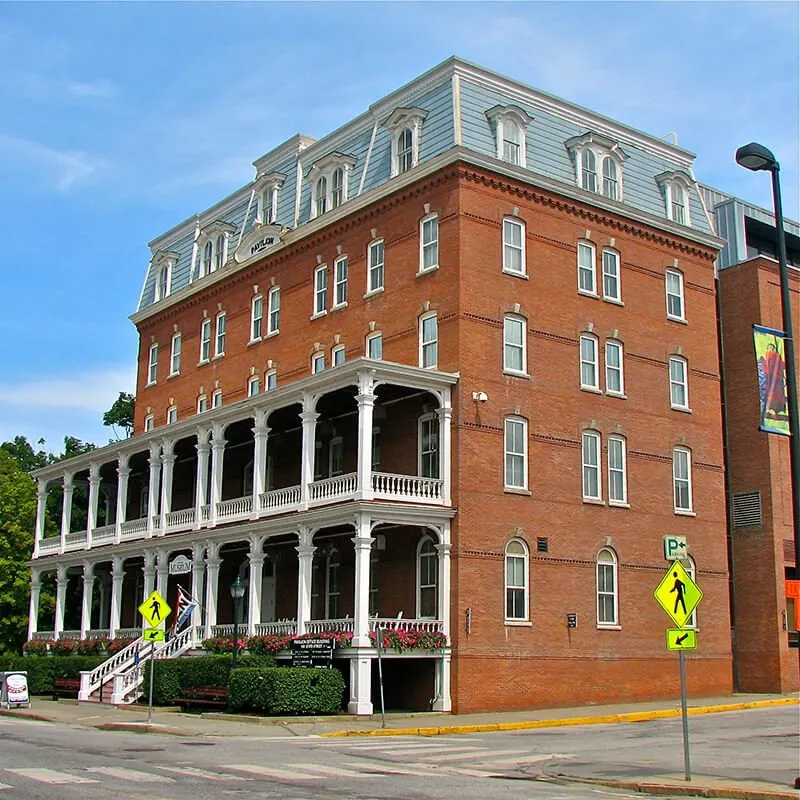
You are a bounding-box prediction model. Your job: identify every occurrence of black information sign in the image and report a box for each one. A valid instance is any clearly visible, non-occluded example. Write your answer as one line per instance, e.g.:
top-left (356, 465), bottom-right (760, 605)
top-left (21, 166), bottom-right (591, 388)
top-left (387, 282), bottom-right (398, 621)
top-left (291, 638), bottom-right (333, 668)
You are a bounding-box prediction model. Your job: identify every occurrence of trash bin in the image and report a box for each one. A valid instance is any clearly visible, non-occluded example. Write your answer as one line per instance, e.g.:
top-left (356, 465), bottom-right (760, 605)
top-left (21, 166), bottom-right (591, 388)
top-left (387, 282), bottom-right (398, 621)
top-left (0, 671), bottom-right (30, 709)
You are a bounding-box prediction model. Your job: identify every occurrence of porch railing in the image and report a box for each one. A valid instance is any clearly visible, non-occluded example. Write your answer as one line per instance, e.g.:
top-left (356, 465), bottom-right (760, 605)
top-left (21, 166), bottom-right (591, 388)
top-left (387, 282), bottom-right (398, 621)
top-left (201, 504), bottom-right (211, 522)
top-left (59, 630), bottom-right (81, 640)
top-left (64, 531), bottom-right (86, 548)
top-left (260, 485), bottom-right (301, 512)
top-left (370, 618), bottom-right (444, 633)
top-left (309, 472), bottom-right (357, 505)
top-left (254, 621), bottom-right (296, 636)
top-left (115, 628), bottom-right (143, 640)
top-left (39, 537), bottom-right (60, 555)
top-left (92, 524), bottom-right (116, 543)
top-left (87, 629), bottom-right (110, 639)
top-left (305, 618), bottom-right (355, 635)
top-left (166, 507), bottom-right (195, 530)
top-left (120, 518), bottom-right (147, 538)
top-left (372, 472), bottom-right (443, 502)
top-left (217, 496), bottom-right (252, 521)
top-left (31, 631), bottom-right (54, 641)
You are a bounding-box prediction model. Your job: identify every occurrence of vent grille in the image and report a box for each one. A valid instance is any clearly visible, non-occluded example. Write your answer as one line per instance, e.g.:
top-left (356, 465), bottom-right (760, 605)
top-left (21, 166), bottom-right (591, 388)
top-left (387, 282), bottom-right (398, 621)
top-left (536, 537), bottom-right (549, 553)
top-left (732, 491), bottom-right (762, 529)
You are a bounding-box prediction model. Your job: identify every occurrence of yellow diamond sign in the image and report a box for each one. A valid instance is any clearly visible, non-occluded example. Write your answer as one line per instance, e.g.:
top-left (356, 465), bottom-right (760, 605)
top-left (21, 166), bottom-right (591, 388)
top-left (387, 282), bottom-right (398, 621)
top-left (138, 590), bottom-right (171, 628)
top-left (654, 560), bottom-right (702, 628)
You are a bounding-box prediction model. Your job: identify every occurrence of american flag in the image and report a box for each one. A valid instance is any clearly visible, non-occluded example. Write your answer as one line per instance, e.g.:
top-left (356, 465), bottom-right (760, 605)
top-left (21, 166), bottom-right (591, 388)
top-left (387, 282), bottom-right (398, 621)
top-left (174, 585), bottom-right (199, 632)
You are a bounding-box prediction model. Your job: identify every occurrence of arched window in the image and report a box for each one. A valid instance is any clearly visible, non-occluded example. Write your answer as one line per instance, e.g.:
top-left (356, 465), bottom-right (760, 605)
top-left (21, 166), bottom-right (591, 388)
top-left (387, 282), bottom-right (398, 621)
top-left (202, 241), bottom-right (213, 276)
top-left (416, 536), bottom-right (438, 618)
top-left (502, 121), bottom-right (522, 165)
top-left (243, 459), bottom-right (254, 497)
top-left (671, 184), bottom-right (687, 224)
top-left (602, 157), bottom-right (619, 200)
top-left (397, 128), bottom-right (414, 173)
top-left (504, 539), bottom-right (529, 621)
top-left (215, 234), bottom-right (225, 270)
top-left (582, 149), bottom-right (597, 192)
top-left (331, 168), bottom-right (344, 208)
top-left (596, 548), bottom-right (618, 625)
top-left (316, 176), bottom-right (327, 216)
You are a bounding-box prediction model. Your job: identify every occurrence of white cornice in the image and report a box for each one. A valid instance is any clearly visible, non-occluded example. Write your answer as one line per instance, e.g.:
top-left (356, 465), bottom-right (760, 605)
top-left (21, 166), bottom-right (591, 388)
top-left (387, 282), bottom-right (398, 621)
top-left (252, 134), bottom-right (316, 176)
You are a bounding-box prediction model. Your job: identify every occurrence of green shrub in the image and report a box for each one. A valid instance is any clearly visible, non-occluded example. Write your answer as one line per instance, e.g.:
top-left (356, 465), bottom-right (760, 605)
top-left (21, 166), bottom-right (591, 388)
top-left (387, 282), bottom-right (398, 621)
top-left (229, 667), bottom-right (345, 716)
top-left (228, 667), bottom-right (276, 713)
top-left (144, 660), bottom-right (182, 705)
top-left (0, 656), bottom-right (105, 695)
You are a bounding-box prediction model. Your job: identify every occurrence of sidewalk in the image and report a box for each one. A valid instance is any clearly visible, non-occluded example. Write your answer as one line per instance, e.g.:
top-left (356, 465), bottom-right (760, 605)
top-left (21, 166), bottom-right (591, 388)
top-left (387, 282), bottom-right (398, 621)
top-left (1, 693), bottom-right (797, 799)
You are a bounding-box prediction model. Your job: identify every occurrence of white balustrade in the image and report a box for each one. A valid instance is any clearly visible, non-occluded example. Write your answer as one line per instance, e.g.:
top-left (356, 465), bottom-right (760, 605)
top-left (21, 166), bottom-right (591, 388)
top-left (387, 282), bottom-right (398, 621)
top-left (201, 504), bottom-right (211, 522)
top-left (59, 630), bottom-right (81, 640)
top-left (253, 621), bottom-right (296, 636)
top-left (309, 472), bottom-right (357, 504)
top-left (92, 525), bottom-right (116, 543)
top-left (31, 631), bottom-right (54, 641)
top-left (38, 538), bottom-right (60, 555)
top-left (120, 518), bottom-right (148, 539)
top-left (166, 507), bottom-right (195, 530)
top-left (372, 472), bottom-right (443, 503)
top-left (304, 618), bottom-right (355, 635)
top-left (260, 485), bottom-right (301, 512)
top-left (216, 496), bottom-right (252, 520)
top-left (64, 531), bottom-right (87, 548)
top-left (87, 629), bottom-right (110, 639)
top-left (114, 628), bottom-right (142, 640)
top-left (210, 624), bottom-right (236, 637)
top-left (369, 618), bottom-right (444, 633)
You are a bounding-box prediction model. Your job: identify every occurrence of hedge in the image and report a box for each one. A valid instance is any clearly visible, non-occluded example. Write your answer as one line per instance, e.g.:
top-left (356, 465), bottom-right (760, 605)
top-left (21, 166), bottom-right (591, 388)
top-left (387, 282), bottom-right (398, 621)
top-left (0, 656), bottom-right (105, 695)
top-left (143, 654), bottom-right (276, 706)
top-left (229, 667), bottom-right (345, 715)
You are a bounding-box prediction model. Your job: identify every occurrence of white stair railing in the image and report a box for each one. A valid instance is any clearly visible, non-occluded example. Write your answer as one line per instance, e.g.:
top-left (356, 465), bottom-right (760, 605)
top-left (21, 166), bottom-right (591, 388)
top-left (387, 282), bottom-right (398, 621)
top-left (79, 635), bottom-right (145, 701)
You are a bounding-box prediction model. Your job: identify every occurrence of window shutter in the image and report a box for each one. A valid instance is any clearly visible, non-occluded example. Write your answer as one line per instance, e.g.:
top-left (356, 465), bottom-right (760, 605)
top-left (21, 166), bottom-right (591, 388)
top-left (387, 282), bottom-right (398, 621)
top-left (731, 491), bottom-right (762, 529)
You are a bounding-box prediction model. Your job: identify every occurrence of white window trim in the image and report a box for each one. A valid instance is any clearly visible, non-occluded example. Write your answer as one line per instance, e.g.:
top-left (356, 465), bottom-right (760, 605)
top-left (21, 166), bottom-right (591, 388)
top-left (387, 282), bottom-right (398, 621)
top-left (503, 314), bottom-right (528, 376)
top-left (419, 311), bottom-right (438, 369)
top-left (328, 435), bottom-right (343, 477)
top-left (566, 132), bottom-right (628, 201)
top-left (333, 255), bottom-right (348, 309)
top-left (247, 375), bottom-right (260, 397)
top-left (601, 248), bottom-right (622, 303)
top-left (665, 268), bottom-right (686, 322)
top-left (577, 240), bottom-right (597, 296)
top-left (669, 355), bottom-right (691, 411)
top-left (502, 217), bottom-right (526, 277)
top-left (605, 339), bottom-right (625, 397)
top-left (656, 171), bottom-right (693, 226)
top-left (250, 295), bottom-right (263, 343)
top-left (485, 105), bottom-right (533, 169)
top-left (596, 548), bottom-right (619, 627)
top-left (673, 446), bottom-right (694, 513)
top-left (194, 222), bottom-right (235, 279)
top-left (214, 312), bottom-right (226, 358)
top-left (211, 389), bottom-right (223, 409)
top-left (384, 107), bottom-right (428, 178)
top-left (265, 369), bottom-right (277, 391)
top-left (199, 318), bottom-right (212, 364)
top-left (143, 414), bottom-right (154, 432)
top-left (504, 538), bottom-right (530, 622)
top-left (169, 333), bottom-right (181, 377)
top-left (313, 265), bottom-right (328, 318)
top-left (267, 286), bottom-right (281, 335)
top-left (197, 395), bottom-right (208, 414)
top-left (504, 416), bottom-right (529, 491)
top-left (366, 331), bottom-right (383, 360)
top-left (312, 352), bottom-right (325, 374)
top-left (582, 430), bottom-right (602, 502)
top-left (417, 412), bottom-right (439, 479)
top-left (325, 549), bottom-right (340, 619)
top-left (366, 239), bottom-right (385, 295)
top-left (332, 344), bottom-right (346, 366)
top-left (166, 405), bottom-right (177, 425)
top-left (415, 535), bottom-right (438, 619)
top-left (580, 334), bottom-right (600, 391)
top-left (307, 154), bottom-right (356, 219)
top-left (607, 435), bottom-right (628, 506)
top-left (147, 343), bottom-right (158, 386)
top-left (419, 213), bottom-right (439, 274)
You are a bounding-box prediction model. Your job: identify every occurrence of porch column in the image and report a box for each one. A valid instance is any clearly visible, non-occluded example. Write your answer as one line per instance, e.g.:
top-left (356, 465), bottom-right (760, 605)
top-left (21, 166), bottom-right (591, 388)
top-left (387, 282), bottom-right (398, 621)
top-left (33, 479), bottom-right (48, 559)
top-left (204, 542), bottom-right (221, 639)
top-left (195, 428), bottom-right (211, 528)
top-left (142, 551), bottom-right (157, 614)
top-left (191, 543), bottom-right (205, 631)
top-left (433, 521), bottom-right (452, 712)
top-left (86, 462), bottom-right (101, 549)
top-left (352, 514), bottom-right (374, 647)
top-left (109, 556), bottom-right (124, 639)
top-left (252, 411), bottom-right (269, 516)
top-left (27, 569), bottom-right (42, 639)
top-left (247, 535), bottom-right (265, 635)
top-left (80, 562), bottom-right (95, 639)
top-left (355, 372), bottom-right (375, 501)
top-left (146, 442), bottom-right (162, 538)
top-left (299, 393), bottom-right (319, 510)
top-left (437, 392), bottom-right (453, 505)
top-left (159, 441), bottom-right (176, 534)
top-left (209, 425), bottom-right (226, 526)
top-left (156, 549), bottom-right (169, 599)
top-left (54, 564), bottom-right (68, 639)
top-left (433, 655), bottom-right (452, 713)
top-left (295, 526), bottom-right (316, 635)
top-left (60, 471), bottom-right (75, 552)
top-left (115, 454), bottom-right (130, 544)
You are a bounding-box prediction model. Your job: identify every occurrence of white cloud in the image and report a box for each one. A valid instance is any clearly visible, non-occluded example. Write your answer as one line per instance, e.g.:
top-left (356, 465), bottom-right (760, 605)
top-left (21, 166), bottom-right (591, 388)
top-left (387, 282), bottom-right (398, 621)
top-left (67, 78), bottom-right (117, 100)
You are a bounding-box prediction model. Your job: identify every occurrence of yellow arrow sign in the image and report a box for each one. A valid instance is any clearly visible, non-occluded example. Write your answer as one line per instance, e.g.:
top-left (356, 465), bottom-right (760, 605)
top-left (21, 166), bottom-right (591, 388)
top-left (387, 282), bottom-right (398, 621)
top-left (143, 627), bottom-right (165, 642)
top-left (666, 628), bottom-right (697, 651)
top-left (654, 560), bottom-right (702, 628)
top-left (138, 590), bottom-right (171, 628)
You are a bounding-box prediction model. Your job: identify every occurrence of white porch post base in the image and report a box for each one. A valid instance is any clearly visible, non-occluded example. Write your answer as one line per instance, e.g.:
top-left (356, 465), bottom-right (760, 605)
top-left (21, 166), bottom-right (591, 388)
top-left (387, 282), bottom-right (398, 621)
top-left (431, 654), bottom-right (452, 712)
top-left (347, 656), bottom-right (373, 716)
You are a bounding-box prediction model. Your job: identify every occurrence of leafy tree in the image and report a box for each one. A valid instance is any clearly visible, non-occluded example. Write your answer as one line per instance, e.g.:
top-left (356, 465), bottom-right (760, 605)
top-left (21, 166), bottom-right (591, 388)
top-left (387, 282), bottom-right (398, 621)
top-left (0, 436), bottom-right (50, 472)
top-left (103, 392), bottom-right (135, 440)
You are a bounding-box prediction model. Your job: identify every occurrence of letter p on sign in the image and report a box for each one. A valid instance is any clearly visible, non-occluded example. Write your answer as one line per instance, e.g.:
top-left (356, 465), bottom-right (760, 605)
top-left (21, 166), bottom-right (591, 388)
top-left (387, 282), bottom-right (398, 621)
top-left (663, 535), bottom-right (688, 561)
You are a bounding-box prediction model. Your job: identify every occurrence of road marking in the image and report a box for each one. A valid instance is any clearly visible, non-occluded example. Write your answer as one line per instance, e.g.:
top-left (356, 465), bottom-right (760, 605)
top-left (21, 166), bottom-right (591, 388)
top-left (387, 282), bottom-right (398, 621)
top-left (421, 748), bottom-right (528, 763)
top-left (156, 765), bottom-right (249, 781)
top-left (343, 762), bottom-right (443, 778)
top-left (484, 752), bottom-right (577, 767)
top-left (86, 767), bottom-right (175, 782)
top-left (329, 741), bottom-right (477, 752)
top-left (5, 769), bottom-right (99, 784)
top-left (0, 783), bottom-right (11, 790)
top-left (224, 764), bottom-right (320, 781)
top-left (288, 763), bottom-right (364, 778)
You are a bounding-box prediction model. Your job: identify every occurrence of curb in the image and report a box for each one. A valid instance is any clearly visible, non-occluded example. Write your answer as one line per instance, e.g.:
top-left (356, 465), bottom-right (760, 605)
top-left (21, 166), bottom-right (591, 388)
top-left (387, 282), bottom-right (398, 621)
top-left (319, 697), bottom-right (799, 738)
top-left (0, 709), bottom-right (51, 723)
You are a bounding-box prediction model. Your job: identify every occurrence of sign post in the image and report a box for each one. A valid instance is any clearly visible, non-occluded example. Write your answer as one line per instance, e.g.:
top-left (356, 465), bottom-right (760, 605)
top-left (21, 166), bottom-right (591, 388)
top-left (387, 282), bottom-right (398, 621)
top-left (654, 560), bottom-right (703, 783)
top-left (138, 590), bottom-right (172, 725)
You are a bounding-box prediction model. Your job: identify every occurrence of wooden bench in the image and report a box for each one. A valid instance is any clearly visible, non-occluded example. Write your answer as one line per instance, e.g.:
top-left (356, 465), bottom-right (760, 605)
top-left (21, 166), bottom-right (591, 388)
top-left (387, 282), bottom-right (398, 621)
top-left (52, 678), bottom-right (80, 700)
top-left (177, 687), bottom-right (228, 712)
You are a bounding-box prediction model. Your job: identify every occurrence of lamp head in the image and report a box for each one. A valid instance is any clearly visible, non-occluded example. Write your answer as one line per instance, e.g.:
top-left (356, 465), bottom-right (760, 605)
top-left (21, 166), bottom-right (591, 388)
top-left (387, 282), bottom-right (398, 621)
top-left (230, 575), bottom-right (246, 600)
top-left (736, 142), bottom-right (778, 172)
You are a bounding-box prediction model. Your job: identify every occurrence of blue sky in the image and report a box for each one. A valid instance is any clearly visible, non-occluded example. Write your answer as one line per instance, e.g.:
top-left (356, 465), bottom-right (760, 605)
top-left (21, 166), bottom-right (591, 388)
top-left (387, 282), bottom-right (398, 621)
top-left (0, 1), bottom-right (797, 452)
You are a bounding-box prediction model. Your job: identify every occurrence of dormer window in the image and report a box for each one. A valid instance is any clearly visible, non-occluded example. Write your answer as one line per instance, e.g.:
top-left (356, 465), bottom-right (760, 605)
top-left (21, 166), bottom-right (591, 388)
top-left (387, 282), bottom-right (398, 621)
top-left (486, 105), bottom-right (533, 168)
top-left (383, 107), bottom-right (428, 177)
top-left (195, 221), bottom-right (236, 279)
top-left (150, 250), bottom-right (179, 302)
top-left (566, 132), bottom-right (628, 201)
top-left (307, 153), bottom-right (356, 219)
top-left (656, 171), bottom-right (693, 226)
top-left (254, 171), bottom-right (286, 225)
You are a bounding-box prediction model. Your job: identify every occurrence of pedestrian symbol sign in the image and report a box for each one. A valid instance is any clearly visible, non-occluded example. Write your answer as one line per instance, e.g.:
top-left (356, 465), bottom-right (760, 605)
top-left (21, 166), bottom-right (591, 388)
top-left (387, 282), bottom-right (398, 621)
top-left (666, 628), bottom-right (697, 650)
top-left (654, 560), bottom-right (702, 628)
top-left (144, 627), bottom-right (165, 642)
top-left (139, 591), bottom-right (171, 628)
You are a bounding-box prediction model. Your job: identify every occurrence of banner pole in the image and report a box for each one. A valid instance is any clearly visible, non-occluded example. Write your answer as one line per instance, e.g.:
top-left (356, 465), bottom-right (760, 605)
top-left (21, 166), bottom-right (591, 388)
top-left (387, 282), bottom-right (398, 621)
top-left (146, 642), bottom-right (155, 725)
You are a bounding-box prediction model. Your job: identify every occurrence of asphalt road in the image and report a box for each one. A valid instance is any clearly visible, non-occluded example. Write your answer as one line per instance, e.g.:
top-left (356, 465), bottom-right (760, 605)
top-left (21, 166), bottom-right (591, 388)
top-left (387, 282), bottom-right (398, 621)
top-left (0, 706), bottom-right (796, 799)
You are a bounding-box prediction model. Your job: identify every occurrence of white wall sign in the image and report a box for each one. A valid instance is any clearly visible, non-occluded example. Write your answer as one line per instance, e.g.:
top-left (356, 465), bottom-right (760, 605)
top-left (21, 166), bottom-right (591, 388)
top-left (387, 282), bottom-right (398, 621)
top-left (234, 224), bottom-right (283, 263)
top-left (168, 555), bottom-right (193, 575)
top-left (663, 534), bottom-right (688, 561)
top-left (2, 672), bottom-right (29, 708)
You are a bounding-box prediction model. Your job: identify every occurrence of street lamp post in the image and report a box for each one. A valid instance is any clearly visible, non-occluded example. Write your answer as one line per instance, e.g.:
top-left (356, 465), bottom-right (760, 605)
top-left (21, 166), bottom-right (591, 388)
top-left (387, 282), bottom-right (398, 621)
top-left (230, 576), bottom-right (245, 668)
top-left (736, 142), bottom-right (800, 649)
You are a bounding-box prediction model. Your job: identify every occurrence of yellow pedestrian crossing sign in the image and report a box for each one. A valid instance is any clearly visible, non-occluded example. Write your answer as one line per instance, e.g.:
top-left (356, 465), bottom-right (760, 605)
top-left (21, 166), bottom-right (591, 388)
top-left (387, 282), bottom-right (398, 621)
top-left (666, 628), bottom-right (697, 650)
top-left (139, 590), bottom-right (171, 628)
top-left (654, 560), bottom-right (702, 628)
top-left (143, 627), bottom-right (165, 642)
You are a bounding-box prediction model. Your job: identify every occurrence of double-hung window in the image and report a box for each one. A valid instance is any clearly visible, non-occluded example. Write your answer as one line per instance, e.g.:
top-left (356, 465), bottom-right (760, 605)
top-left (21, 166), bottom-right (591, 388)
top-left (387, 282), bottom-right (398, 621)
top-left (315, 176), bottom-right (327, 216)
top-left (605, 340), bottom-right (624, 395)
top-left (166, 406), bottom-right (177, 425)
top-left (332, 344), bottom-right (346, 366)
top-left (503, 122), bottom-right (522, 166)
top-left (417, 537), bottom-right (438, 618)
top-left (504, 416), bottom-right (528, 490)
top-left (147, 344), bottom-right (158, 385)
top-left (312, 352), bottom-right (325, 374)
top-left (367, 240), bottom-right (384, 293)
top-left (334, 256), bottom-right (348, 307)
top-left (419, 312), bottom-right (438, 368)
top-left (602, 249), bottom-right (621, 302)
top-left (331, 168), bottom-right (344, 209)
top-left (671, 184), bottom-right (687, 225)
top-left (503, 314), bottom-right (526, 374)
top-left (669, 356), bottom-right (689, 410)
top-left (212, 389), bottom-right (222, 409)
top-left (580, 335), bottom-right (599, 390)
top-left (582, 149), bottom-right (597, 192)
top-left (197, 395), bottom-right (208, 414)
top-left (673, 447), bottom-right (693, 512)
top-left (505, 539), bottom-right (529, 621)
top-left (200, 319), bottom-right (212, 363)
top-left (314, 265), bottom-right (328, 316)
top-left (267, 287), bottom-right (280, 334)
top-left (666, 269), bottom-right (685, 321)
top-left (169, 333), bottom-right (181, 376)
top-left (156, 265), bottom-right (170, 301)
top-left (502, 218), bottom-right (525, 276)
top-left (251, 296), bottom-right (263, 341)
top-left (248, 375), bottom-right (259, 397)
top-left (366, 331), bottom-right (383, 359)
top-left (596, 549), bottom-right (618, 625)
top-left (214, 235), bottom-right (225, 270)
top-left (265, 369), bottom-right (277, 391)
top-left (397, 129), bottom-right (414, 173)
top-left (144, 414), bottom-right (154, 432)
top-left (420, 214), bottom-right (439, 272)
top-left (607, 435), bottom-right (627, 505)
top-left (214, 312), bottom-right (226, 357)
top-left (202, 241), bottom-right (213, 276)
top-left (577, 241), bottom-right (596, 294)
top-left (419, 414), bottom-right (439, 479)
top-left (582, 430), bottom-right (601, 501)
top-left (602, 158), bottom-right (619, 200)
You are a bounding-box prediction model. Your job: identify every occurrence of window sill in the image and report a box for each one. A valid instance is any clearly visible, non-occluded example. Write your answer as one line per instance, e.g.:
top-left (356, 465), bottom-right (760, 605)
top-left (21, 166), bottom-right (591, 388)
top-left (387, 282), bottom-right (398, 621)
top-left (502, 269), bottom-right (529, 280)
top-left (581, 385), bottom-right (603, 394)
top-left (503, 370), bottom-right (531, 379)
top-left (674, 509), bottom-right (697, 517)
top-left (504, 620), bottom-right (532, 627)
top-left (197, 360), bottom-right (209, 368)
top-left (212, 353), bottom-right (225, 361)
top-left (583, 497), bottom-right (605, 506)
top-left (608, 501), bottom-right (630, 509)
top-left (504, 487), bottom-right (532, 496)
top-left (578, 289), bottom-right (599, 299)
top-left (597, 624), bottom-right (622, 631)
top-left (266, 330), bottom-right (280, 339)
top-left (667, 315), bottom-right (688, 325)
top-left (606, 391), bottom-right (627, 399)
top-left (145, 381), bottom-right (156, 388)
top-left (417, 265), bottom-right (439, 277)
top-left (603, 297), bottom-right (625, 307)
top-left (167, 372), bottom-right (180, 380)
top-left (332, 302), bottom-right (348, 312)
top-left (311, 310), bottom-right (327, 321)
top-left (671, 405), bottom-right (693, 414)
top-left (363, 287), bottom-right (385, 300)
top-left (248, 337), bottom-right (262, 347)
